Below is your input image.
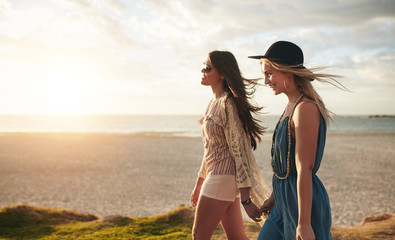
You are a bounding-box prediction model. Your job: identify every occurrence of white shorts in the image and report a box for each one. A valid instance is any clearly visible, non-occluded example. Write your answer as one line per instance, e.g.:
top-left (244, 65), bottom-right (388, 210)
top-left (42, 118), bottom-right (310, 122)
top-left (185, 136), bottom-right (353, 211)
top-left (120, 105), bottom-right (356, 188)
top-left (200, 174), bottom-right (240, 202)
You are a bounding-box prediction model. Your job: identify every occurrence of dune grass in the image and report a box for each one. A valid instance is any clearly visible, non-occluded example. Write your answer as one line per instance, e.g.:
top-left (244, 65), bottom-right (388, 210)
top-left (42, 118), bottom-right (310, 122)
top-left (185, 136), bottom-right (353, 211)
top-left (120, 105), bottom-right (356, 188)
top-left (0, 205), bottom-right (194, 240)
top-left (0, 205), bottom-right (393, 240)
top-left (331, 213), bottom-right (395, 240)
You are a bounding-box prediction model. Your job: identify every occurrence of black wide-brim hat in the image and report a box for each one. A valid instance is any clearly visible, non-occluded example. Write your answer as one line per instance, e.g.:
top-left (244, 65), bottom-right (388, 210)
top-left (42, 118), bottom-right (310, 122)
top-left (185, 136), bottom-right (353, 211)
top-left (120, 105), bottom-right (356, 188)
top-left (249, 41), bottom-right (305, 69)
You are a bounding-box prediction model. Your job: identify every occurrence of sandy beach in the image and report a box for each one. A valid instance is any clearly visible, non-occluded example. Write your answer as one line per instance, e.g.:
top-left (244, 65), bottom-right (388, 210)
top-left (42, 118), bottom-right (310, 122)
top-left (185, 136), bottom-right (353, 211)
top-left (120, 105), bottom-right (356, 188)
top-left (0, 132), bottom-right (394, 227)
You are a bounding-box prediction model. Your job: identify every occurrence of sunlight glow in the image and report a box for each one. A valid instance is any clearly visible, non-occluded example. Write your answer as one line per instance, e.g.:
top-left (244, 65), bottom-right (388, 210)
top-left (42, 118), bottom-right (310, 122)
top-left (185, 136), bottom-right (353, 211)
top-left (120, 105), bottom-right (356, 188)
top-left (31, 60), bottom-right (93, 115)
top-left (39, 74), bottom-right (87, 115)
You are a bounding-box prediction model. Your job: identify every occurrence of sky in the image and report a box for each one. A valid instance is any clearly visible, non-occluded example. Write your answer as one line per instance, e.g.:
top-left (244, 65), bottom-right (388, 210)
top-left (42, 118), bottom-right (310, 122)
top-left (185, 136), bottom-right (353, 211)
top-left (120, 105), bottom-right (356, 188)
top-left (0, 0), bottom-right (394, 115)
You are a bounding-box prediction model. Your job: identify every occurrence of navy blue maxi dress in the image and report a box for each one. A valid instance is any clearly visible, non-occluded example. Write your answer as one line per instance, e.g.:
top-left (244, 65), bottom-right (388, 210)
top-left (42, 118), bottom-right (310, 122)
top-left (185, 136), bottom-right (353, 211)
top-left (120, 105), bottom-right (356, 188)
top-left (257, 112), bottom-right (332, 240)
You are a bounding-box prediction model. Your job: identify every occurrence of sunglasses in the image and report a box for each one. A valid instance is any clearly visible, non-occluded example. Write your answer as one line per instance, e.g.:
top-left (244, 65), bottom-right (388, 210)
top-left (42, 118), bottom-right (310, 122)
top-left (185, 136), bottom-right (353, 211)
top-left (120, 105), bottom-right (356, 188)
top-left (202, 62), bottom-right (212, 73)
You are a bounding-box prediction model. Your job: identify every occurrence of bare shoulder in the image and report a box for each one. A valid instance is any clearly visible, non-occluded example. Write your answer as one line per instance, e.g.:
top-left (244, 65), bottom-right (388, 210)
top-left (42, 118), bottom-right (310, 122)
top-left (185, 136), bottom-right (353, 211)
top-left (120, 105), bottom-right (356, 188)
top-left (293, 99), bottom-right (320, 125)
top-left (296, 99), bottom-right (319, 114)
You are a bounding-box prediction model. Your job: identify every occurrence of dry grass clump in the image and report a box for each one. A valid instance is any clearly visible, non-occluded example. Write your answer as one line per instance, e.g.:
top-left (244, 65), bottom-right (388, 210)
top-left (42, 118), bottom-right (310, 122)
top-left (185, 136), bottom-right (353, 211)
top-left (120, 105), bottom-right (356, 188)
top-left (331, 213), bottom-right (395, 240)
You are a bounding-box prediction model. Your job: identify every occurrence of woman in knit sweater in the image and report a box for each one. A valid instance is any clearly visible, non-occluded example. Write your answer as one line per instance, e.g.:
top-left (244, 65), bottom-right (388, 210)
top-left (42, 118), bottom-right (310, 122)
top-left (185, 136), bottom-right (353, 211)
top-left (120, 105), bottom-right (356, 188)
top-left (191, 50), bottom-right (270, 240)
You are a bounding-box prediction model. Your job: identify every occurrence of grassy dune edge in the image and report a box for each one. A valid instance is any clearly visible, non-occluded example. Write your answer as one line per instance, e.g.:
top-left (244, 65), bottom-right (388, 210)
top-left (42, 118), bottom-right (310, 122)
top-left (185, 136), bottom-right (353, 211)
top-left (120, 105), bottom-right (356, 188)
top-left (0, 205), bottom-right (393, 240)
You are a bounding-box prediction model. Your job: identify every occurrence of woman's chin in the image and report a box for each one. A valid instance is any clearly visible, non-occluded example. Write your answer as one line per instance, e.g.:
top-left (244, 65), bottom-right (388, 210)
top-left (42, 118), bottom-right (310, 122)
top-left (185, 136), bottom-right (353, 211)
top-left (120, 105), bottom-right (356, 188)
top-left (271, 88), bottom-right (282, 95)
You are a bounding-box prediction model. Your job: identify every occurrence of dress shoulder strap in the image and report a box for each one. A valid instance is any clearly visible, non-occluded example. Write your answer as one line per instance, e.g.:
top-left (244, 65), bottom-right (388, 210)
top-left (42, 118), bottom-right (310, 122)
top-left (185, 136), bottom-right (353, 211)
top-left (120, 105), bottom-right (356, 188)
top-left (271, 93), bottom-right (304, 180)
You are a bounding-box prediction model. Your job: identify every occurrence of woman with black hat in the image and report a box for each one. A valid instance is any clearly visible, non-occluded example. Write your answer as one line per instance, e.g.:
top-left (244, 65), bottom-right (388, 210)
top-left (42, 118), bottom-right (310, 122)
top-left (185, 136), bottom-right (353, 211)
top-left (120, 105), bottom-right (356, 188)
top-left (249, 41), bottom-right (345, 240)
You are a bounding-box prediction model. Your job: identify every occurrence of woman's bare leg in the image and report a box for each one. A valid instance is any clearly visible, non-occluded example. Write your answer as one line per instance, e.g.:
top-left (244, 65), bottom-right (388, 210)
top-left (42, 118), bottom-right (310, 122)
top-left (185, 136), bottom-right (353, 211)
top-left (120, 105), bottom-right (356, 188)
top-left (192, 195), bottom-right (231, 240)
top-left (220, 198), bottom-right (249, 240)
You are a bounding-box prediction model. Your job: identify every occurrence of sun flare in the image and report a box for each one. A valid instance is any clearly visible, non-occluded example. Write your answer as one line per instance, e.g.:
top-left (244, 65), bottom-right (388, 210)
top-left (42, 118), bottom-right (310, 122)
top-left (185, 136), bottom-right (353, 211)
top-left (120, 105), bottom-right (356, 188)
top-left (32, 63), bottom-right (93, 115)
top-left (43, 75), bottom-right (85, 114)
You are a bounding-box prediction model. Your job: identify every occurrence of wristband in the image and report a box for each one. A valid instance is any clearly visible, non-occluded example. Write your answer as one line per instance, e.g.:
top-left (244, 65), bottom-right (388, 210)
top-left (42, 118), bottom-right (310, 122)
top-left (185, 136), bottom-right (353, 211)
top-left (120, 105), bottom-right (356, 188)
top-left (241, 197), bottom-right (252, 205)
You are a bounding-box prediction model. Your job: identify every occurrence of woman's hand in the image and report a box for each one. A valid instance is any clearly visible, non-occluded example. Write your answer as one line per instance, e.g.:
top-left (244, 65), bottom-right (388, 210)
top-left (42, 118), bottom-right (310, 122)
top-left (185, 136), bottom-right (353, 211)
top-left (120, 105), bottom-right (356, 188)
top-left (296, 224), bottom-right (315, 240)
top-left (190, 177), bottom-right (204, 207)
top-left (190, 187), bottom-right (200, 207)
top-left (239, 188), bottom-right (261, 221)
top-left (260, 192), bottom-right (275, 216)
top-left (243, 202), bottom-right (262, 222)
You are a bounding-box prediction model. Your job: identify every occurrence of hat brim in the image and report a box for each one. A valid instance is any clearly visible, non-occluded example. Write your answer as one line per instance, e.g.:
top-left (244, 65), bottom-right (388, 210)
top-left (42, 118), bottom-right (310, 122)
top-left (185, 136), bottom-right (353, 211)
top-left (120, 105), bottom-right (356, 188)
top-left (248, 55), bottom-right (266, 59)
top-left (248, 55), bottom-right (307, 70)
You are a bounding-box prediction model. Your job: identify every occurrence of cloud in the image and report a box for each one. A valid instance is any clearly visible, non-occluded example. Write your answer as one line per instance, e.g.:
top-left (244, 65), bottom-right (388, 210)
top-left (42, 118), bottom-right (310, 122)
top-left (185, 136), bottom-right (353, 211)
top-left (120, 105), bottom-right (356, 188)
top-left (136, 0), bottom-right (394, 63)
top-left (0, 0), bottom-right (11, 15)
top-left (140, 0), bottom-right (395, 40)
top-left (0, 0), bottom-right (394, 114)
top-left (0, 0), bottom-right (137, 51)
top-left (131, 0), bottom-right (395, 114)
top-left (103, 0), bottom-right (128, 15)
top-left (0, 1), bottom-right (149, 77)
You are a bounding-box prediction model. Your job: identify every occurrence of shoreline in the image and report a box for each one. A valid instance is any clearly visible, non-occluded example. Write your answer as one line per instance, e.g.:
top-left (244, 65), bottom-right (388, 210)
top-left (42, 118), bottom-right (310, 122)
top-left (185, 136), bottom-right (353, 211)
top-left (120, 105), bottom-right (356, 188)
top-left (2, 130), bottom-right (395, 134)
top-left (0, 131), bottom-right (394, 140)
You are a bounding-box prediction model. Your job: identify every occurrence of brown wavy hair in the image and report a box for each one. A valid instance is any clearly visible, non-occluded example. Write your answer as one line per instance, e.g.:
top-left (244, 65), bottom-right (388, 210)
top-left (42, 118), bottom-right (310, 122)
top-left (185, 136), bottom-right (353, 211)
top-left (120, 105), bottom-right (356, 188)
top-left (209, 50), bottom-right (266, 149)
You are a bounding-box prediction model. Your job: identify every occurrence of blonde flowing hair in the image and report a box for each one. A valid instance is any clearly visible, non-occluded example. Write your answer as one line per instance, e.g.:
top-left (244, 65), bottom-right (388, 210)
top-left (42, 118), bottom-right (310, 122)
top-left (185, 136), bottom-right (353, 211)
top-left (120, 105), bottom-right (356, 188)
top-left (262, 59), bottom-right (349, 124)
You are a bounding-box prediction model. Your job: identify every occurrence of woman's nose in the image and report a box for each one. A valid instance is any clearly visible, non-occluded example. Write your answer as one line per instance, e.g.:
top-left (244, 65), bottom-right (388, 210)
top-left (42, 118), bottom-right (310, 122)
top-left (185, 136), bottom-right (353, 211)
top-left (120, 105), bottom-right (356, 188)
top-left (264, 77), bottom-right (270, 85)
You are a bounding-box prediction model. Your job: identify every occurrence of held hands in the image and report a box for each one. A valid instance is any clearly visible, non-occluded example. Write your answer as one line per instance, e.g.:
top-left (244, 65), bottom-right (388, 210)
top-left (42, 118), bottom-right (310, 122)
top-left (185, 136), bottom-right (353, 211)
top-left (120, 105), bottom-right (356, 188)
top-left (243, 191), bottom-right (275, 222)
top-left (260, 193), bottom-right (275, 217)
top-left (296, 224), bottom-right (315, 240)
top-left (240, 188), bottom-right (262, 222)
top-left (242, 201), bottom-right (262, 222)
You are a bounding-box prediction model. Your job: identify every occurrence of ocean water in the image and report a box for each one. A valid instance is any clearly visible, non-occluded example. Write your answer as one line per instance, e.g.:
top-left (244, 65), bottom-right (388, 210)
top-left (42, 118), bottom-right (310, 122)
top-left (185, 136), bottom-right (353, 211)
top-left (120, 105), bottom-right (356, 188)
top-left (0, 115), bottom-right (394, 135)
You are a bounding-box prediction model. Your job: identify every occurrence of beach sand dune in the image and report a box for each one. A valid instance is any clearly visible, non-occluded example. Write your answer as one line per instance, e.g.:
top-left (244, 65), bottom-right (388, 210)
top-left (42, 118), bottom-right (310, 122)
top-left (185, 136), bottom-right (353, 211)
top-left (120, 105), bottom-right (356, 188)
top-left (0, 132), bottom-right (394, 227)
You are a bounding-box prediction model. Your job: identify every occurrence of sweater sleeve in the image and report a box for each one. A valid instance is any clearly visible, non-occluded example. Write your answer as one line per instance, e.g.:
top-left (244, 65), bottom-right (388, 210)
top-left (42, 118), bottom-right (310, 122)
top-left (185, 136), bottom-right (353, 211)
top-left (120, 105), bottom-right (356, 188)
top-left (198, 156), bottom-right (206, 179)
top-left (222, 98), bottom-right (254, 188)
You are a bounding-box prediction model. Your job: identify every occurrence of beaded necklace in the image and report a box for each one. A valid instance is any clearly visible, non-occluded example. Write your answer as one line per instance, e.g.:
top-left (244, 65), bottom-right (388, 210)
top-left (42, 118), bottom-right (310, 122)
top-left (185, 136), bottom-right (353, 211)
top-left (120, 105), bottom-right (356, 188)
top-left (271, 93), bottom-right (304, 180)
